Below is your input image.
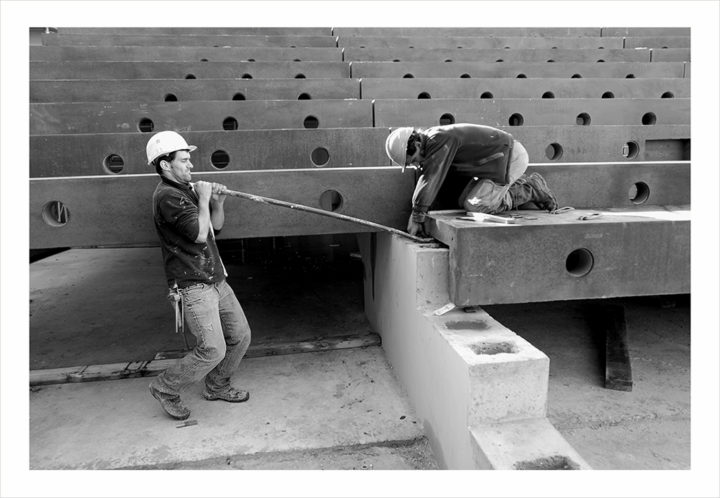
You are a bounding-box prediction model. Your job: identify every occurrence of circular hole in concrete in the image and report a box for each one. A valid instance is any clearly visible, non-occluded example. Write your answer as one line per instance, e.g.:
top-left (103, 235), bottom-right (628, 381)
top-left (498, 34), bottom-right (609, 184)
top-left (319, 189), bottom-right (343, 212)
top-left (460, 73), bottom-right (471, 79)
top-left (641, 112), bottom-right (657, 125)
top-left (551, 46), bottom-right (558, 49)
top-left (496, 59), bottom-right (504, 63)
top-left (661, 91), bottom-right (675, 98)
top-left (403, 73), bottom-right (415, 78)
top-left (103, 154), bottom-right (124, 174)
top-left (545, 143), bottom-right (563, 160)
top-left (444, 59), bottom-right (453, 63)
top-left (200, 58), bottom-right (209, 62)
top-left (294, 73), bottom-right (306, 79)
top-left (565, 248), bottom-right (594, 277)
top-left (392, 59), bottom-right (401, 62)
top-left (469, 341), bottom-right (519, 355)
top-left (629, 181), bottom-right (650, 204)
top-left (602, 91), bottom-right (615, 99)
top-left (439, 113), bottom-right (455, 125)
top-left (546, 59), bottom-right (555, 63)
top-left (571, 73), bottom-right (583, 78)
top-left (623, 141), bottom-right (640, 159)
top-left (418, 92), bottom-right (431, 99)
top-left (504, 46), bottom-right (511, 49)
top-left (508, 113), bottom-right (524, 126)
top-left (625, 73), bottom-right (636, 78)
top-left (310, 147), bottom-right (330, 167)
top-left (480, 91), bottom-right (494, 99)
top-left (241, 73), bottom-right (253, 79)
top-left (138, 118), bottom-right (154, 133)
top-left (542, 91), bottom-right (555, 99)
top-left (210, 150), bottom-right (230, 169)
top-left (303, 115), bottom-right (319, 129)
top-left (293, 58), bottom-right (301, 62)
top-left (596, 59), bottom-right (606, 63)
top-left (516, 73), bottom-right (527, 78)
top-left (41, 201), bottom-right (70, 227)
top-left (247, 58), bottom-right (256, 62)
top-left (222, 116), bottom-right (238, 130)
top-left (232, 92), bottom-right (246, 101)
top-left (164, 93), bottom-right (178, 102)
top-left (185, 74), bottom-right (196, 79)
top-left (576, 112), bottom-right (591, 126)
top-left (298, 92), bottom-right (312, 100)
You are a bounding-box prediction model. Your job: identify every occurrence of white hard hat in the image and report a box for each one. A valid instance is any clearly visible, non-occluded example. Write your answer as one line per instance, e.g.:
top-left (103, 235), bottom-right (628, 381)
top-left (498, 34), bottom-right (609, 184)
top-left (384, 127), bottom-right (414, 172)
top-left (146, 131), bottom-right (197, 165)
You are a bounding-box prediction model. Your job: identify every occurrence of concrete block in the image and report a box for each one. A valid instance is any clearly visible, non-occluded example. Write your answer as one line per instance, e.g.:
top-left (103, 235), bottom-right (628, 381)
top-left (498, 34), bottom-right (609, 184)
top-left (470, 418), bottom-right (592, 470)
top-left (373, 98), bottom-right (690, 128)
top-left (427, 207), bottom-right (691, 305)
top-left (624, 36), bottom-right (690, 49)
top-left (361, 77), bottom-right (690, 100)
top-left (601, 27), bottom-right (689, 37)
top-left (30, 127), bottom-right (391, 177)
top-left (42, 33), bottom-right (338, 47)
top-left (30, 99), bottom-right (371, 135)
top-left (334, 28), bottom-right (601, 37)
top-left (56, 27), bottom-right (332, 36)
top-left (30, 60), bottom-right (349, 80)
top-left (346, 48), bottom-right (651, 63)
top-left (30, 169), bottom-right (414, 248)
top-left (339, 36), bottom-right (623, 49)
top-left (31, 78), bottom-right (360, 104)
top-left (353, 61), bottom-right (684, 79)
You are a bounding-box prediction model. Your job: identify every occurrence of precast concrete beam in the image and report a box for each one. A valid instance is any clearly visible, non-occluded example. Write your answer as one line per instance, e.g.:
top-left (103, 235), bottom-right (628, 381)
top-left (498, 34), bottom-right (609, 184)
top-left (526, 161), bottom-right (690, 208)
top-left (42, 33), bottom-right (338, 47)
top-left (30, 46), bottom-right (343, 62)
top-left (601, 27), bottom-right (690, 37)
top-left (30, 169), bottom-right (414, 248)
top-left (351, 61), bottom-right (684, 79)
top-left (30, 100), bottom-right (373, 135)
top-left (346, 48), bottom-right (653, 63)
top-left (334, 28), bottom-right (602, 37)
top-left (426, 207), bottom-right (690, 306)
top-left (30, 128), bottom-right (393, 177)
top-left (31, 78), bottom-right (360, 104)
top-left (339, 36), bottom-right (623, 50)
top-left (650, 48), bottom-right (691, 62)
top-left (30, 61), bottom-right (349, 80)
top-left (624, 36), bottom-right (690, 49)
top-left (361, 77), bottom-right (690, 99)
top-left (29, 126), bottom-right (690, 178)
top-left (55, 27), bottom-right (333, 36)
top-left (373, 98), bottom-right (690, 127)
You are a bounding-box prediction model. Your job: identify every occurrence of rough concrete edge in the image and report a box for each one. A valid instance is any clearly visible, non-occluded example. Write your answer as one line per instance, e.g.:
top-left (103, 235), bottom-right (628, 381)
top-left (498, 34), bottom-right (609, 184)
top-left (469, 418), bottom-right (592, 470)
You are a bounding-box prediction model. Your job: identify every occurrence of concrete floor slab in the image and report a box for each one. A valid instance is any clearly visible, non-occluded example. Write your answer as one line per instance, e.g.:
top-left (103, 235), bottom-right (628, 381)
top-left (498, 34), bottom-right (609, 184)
top-left (30, 346), bottom-right (429, 469)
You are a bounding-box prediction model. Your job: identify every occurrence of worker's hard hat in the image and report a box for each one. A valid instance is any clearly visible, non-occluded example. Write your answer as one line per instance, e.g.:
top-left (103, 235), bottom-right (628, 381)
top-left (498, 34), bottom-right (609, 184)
top-left (385, 127), bottom-right (414, 172)
top-left (146, 131), bottom-right (197, 165)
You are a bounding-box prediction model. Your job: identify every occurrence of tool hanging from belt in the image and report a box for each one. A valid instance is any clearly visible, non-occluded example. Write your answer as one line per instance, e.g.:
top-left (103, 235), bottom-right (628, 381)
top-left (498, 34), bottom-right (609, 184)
top-left (168, 283), bottom-right (190, 349)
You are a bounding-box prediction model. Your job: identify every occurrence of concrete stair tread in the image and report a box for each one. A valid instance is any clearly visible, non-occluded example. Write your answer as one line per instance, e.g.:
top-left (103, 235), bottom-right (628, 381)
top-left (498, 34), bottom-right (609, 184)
top-left (30, 346), bottom-right (429, 469)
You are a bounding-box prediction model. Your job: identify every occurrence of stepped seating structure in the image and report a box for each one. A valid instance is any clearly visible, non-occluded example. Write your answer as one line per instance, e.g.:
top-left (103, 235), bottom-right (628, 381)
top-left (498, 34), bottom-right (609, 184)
top-left (30, 27), bottom-right (690, 470)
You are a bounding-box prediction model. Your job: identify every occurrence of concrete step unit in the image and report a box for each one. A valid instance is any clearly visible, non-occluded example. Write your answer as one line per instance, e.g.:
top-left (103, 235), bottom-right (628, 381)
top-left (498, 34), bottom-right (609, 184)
top-left (356, 231), bottom-right (592, 469)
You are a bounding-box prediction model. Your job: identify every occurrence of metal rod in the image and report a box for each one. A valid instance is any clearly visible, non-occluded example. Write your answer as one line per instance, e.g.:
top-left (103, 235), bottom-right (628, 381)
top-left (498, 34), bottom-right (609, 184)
top-left (223, 189), bottom-right (434, 244)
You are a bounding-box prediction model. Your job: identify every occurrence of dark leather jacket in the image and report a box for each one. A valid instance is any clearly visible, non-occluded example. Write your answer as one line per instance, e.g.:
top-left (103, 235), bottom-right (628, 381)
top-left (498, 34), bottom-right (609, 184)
top-left (411, 124), bottom-right (514, 222)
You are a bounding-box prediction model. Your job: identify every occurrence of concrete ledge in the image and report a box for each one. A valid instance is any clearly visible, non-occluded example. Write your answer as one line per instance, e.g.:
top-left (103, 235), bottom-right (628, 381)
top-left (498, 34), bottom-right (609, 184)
top-left (470, 418), bottom-right (592, 470)
top-left (359, 232), bottom-right (585, 469)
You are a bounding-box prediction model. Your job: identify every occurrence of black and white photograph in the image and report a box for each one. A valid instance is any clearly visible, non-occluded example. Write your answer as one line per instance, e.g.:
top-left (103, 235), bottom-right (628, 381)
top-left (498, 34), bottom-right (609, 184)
top-left (1, 1), bottom-right (719, 497)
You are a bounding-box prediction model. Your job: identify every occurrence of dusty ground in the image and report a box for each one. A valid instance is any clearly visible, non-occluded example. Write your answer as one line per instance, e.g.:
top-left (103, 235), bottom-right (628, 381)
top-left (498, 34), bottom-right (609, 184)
top-left (29, 244), bottom-right (691, 470)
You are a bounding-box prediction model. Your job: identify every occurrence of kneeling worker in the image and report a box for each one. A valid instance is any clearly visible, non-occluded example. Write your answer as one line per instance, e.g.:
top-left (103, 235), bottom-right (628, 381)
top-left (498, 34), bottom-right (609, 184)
top-left (385, 123), bottom-right (559, 237)
top-left (146, 131), bottom-right (252, 420)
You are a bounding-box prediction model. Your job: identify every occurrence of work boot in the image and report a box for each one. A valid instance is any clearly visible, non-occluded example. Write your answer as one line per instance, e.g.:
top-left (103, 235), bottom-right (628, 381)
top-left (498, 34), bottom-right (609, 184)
top-left (526, 173), bottom-right (559, 211)
top-left (509, 173), bottom-right (558, 211)
top-left (202, 386), bottom-right (250, 403)
top-left (149, 384), bottom-right (191, 420)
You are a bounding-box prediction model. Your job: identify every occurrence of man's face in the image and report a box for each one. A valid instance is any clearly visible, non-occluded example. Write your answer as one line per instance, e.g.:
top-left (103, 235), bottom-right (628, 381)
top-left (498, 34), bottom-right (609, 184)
top-left (406, 139), bottom-right (423, 167)
top-left (163, 150), bottom-right (193, 184)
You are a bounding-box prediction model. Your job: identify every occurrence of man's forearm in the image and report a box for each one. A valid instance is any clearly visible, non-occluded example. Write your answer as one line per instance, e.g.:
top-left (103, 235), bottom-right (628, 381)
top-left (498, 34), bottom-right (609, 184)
top-left (195, 201), bottom-right (211, 243)
top-left (210, 199), bottom-right (225, 230)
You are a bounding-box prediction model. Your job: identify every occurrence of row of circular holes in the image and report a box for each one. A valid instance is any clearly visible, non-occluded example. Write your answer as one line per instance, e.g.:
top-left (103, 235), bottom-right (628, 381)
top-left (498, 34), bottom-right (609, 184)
top-left (161, 90), bottom-right (677, 102)
top-left (103, 136), bottom-right (644, 175)
top-left (184, 72), bottom-right (650, 80)
top-left (135, 108), bottom-right (660, 136)
top-left (41, 188), bottom-right (345, 227)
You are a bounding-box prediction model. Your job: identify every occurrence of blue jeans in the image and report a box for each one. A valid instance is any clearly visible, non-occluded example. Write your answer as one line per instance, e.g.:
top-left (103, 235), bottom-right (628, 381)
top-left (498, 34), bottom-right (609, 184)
top-left (153, 279), bottom-right (251, 397)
